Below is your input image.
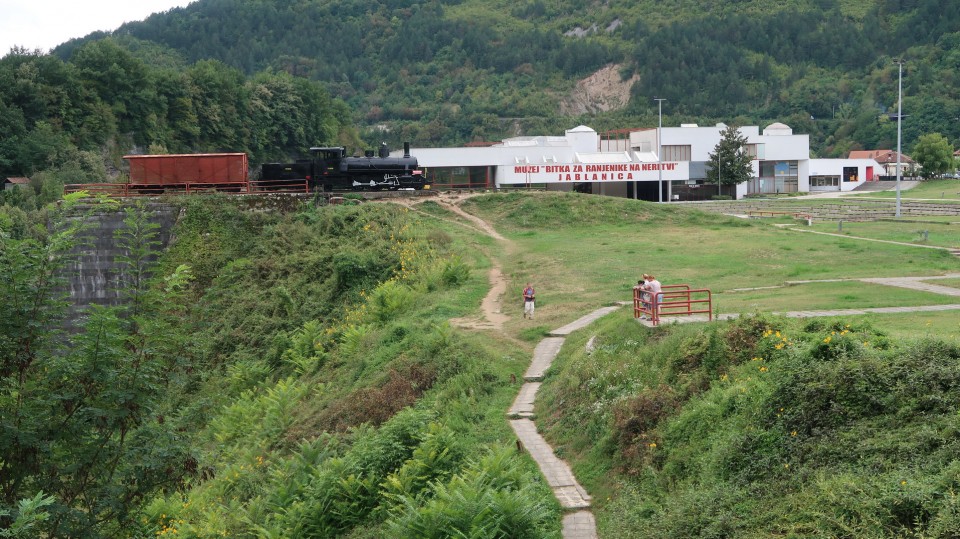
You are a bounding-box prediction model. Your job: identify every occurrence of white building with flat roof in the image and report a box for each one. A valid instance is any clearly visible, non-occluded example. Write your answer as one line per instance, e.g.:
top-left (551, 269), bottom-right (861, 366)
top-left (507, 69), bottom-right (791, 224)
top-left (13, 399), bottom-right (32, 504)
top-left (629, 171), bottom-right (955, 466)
top-left (406, 123), bottom-right (880, 200)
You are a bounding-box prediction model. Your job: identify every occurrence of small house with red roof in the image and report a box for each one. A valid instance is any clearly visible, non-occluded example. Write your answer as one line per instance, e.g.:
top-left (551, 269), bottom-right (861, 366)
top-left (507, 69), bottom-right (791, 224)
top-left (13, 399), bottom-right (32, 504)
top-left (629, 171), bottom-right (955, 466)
top-left (2, 177), bottom-right (31, 190)
top-left (848, 150), bottom-right (917, 178)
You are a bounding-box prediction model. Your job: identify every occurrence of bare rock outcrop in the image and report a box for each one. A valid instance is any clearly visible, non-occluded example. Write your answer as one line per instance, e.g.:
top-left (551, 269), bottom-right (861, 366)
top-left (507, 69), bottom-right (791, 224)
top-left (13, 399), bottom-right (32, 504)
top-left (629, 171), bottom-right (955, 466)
top-left (560, 63), bottom-right (639, 115)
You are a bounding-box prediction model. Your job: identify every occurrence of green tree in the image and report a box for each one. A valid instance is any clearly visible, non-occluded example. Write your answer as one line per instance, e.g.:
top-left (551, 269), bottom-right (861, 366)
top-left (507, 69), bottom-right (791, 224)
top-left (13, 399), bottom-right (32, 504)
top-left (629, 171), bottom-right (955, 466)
top-left (912, 132), bottom-right (953, 178)
top-left (706, 124), bottom-right (754, 195)
top-left (70, 39), bottom-right (150, 141)
top-left (0, 198), bottom-right (190, 536)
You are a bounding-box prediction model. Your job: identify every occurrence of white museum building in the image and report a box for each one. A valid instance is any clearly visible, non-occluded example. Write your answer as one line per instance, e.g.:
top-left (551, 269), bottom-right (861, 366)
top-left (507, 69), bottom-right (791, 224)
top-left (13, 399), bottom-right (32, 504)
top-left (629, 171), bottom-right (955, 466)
top-left (407, 123), bottom-right (882, 201)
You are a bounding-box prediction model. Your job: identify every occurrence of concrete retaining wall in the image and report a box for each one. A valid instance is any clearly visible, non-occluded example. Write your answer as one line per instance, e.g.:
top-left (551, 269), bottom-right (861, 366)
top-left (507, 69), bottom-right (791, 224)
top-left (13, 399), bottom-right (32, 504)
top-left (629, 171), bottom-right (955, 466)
top-left (61, 203), bottom-right (181, 324)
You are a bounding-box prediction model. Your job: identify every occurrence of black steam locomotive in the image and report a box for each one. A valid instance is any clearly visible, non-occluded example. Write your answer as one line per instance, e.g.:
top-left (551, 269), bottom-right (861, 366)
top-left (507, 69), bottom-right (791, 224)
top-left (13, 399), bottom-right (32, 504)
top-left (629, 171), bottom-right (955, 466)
top-left (261, 142), bottom-right (429, 191)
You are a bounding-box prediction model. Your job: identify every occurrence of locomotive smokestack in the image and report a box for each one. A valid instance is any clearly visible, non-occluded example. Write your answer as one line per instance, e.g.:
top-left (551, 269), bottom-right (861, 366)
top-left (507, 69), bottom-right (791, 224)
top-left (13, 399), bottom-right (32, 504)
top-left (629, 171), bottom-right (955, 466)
top-left (379, 142), bottom-right (389, 158)
top-left (404, 142), bottom-right (410, 158)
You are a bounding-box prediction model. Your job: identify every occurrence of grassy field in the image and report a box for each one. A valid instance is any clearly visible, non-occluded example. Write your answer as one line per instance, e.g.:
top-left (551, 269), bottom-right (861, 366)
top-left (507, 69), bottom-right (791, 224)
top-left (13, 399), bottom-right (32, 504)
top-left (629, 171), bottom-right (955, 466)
top-left (926, 277), bottom-right (960, 289)
top-left (803, 219), bottom-right (960, 248)
top-left (716, 279), bottom-right (960, 313)
top-left (429, 192), bottom-right (960, 538)
top-left (456, 192), bottom-right (959, 335)
top-left (446, 193), bottom-right (960, 538)
top-left (851, 178), bottom-right (960, 200)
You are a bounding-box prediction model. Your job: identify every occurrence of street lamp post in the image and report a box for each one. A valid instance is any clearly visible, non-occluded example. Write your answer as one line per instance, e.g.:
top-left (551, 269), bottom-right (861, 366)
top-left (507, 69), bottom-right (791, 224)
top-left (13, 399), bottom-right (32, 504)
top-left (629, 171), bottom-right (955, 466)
top-left (894, 59), bottom-right (904, 218)
top-left (655, 98), bottom-right (666, 203)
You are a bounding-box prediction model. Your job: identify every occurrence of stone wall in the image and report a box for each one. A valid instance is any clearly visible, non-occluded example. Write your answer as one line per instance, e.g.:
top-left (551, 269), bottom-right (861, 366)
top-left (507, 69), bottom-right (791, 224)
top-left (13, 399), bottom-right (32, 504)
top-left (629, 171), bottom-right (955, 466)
top-left (62, 203), bottom-right (181, 324)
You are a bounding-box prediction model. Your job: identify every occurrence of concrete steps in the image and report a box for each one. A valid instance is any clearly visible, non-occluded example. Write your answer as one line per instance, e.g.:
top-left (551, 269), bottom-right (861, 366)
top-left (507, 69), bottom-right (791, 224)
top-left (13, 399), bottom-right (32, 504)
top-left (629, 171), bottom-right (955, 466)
top-left (686, 199), bottom-right (960, 221)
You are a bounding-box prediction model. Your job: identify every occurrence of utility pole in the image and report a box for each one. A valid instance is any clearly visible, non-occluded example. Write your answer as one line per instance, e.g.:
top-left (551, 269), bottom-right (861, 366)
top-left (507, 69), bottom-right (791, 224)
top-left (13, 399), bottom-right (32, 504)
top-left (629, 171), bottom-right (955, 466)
top-left (717, 151), bottom-right (722, 197)
top-left (655, 98), bottom-right (666, 203)
top-left (894, 59), bottom-right (904, 218)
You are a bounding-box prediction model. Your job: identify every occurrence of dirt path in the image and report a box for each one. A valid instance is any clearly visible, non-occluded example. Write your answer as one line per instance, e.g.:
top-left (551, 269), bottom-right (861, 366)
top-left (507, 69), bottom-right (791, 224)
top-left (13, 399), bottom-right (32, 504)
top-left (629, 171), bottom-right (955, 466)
top-left (388, 195), bottom-right (513, 331)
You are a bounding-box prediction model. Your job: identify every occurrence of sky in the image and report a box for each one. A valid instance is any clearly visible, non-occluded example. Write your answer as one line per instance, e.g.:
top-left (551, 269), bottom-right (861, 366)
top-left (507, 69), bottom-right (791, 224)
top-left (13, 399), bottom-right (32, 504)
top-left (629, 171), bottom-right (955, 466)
top-left (0, 0), bottom-right (195, 56)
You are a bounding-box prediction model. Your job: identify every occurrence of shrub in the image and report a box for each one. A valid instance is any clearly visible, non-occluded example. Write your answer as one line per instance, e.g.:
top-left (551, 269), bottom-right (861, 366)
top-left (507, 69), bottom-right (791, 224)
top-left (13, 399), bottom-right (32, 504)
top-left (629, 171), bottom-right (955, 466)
top-left (381, 422), bottom-right (465, 505)
top-left (318, 363), bottom-right (439, 432)
top-left (612, 385), bottom-right (679, 471)
top-left (369, 280), bottom-right (416, 322)
top-left (207, 377), bottom-right (311, 453)
top-left (385, 446), bottom-right (558, 538)
top-left (297, 408), bottom-right (436, 535)
top-left (440, 255), bottom-right (470, 287)
top-left (280, 320), bottom-right (328, 374)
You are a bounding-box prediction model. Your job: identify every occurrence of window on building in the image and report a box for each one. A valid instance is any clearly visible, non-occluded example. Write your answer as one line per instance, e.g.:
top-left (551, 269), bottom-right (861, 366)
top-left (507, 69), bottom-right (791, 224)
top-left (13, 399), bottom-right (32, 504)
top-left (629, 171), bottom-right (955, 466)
top-left (635, 141), bottom-right (653, 153)
top-left (749, 160), bottom-right (798, 194)
top-left (744, 144), bottom-right (764, 159)
top-left (423, 166), bottom-right (490, 188)
top-left (810, 175), bottom-right (840, 187)
top-left (661, 145), bottom-right (691, 161)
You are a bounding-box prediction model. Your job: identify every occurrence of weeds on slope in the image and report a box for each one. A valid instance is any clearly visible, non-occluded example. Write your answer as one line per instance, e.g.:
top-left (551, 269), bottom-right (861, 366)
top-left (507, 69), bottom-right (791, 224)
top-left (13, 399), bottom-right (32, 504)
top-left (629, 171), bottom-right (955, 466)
top-left (539, 311), bottom-right (960, 538)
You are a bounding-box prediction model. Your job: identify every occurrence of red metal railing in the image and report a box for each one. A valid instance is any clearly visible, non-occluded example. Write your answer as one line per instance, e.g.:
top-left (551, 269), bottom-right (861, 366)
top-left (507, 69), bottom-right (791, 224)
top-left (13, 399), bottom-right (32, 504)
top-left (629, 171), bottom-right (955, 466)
top-left (65, 181), bottom-right (253, 196)
top-left (248, 179), bottom-right (310, 194)
top-left (634, 284), bottom-right (713, 326)
top-left (64, 183), bottom-right (129, 196)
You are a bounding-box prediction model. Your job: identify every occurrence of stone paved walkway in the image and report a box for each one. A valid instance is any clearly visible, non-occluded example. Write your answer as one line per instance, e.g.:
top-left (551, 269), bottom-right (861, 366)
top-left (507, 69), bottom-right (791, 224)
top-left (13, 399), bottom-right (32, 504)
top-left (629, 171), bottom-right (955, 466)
top-left (509, 419), bottom-right (591, 510)
top-left (860, 275), bottom-right (960, 297)
top-left (562, 511), bottom-right (599, 539)
top-left (550, 306), bottom-right (620, 336)
top-left (508, 307), bottom-right (624, 538)
top-left (507, 381), bottom-right (540, 419)
top-left (513, 282), bottom-right (960, 536)
top-left (525, 337), bottom-right (566, 381)
top-left (640, 274), bottom-right (960, 327)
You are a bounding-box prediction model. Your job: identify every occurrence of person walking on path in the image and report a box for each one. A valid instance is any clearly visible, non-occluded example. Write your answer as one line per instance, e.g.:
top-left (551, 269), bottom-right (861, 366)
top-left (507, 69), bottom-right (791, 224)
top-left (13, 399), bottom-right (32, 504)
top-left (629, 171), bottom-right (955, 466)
top-left (523, 283), bottom-right (536, 319)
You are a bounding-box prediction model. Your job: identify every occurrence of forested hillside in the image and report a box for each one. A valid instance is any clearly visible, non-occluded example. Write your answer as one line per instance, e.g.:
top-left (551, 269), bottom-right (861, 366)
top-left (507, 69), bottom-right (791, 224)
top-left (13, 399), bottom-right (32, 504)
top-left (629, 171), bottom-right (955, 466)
top-left (59, 0), bottom-right (960, 155)
top-left (0, 38), bottom-right (361, 198)
top-left (3, 0), bottom-right (960, 195)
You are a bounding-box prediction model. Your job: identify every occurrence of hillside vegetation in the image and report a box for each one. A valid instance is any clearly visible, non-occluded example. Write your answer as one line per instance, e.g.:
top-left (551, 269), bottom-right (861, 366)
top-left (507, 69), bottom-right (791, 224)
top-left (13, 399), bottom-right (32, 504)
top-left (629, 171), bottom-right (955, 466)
top-left (0, 196), bottom-right (561, 537)
top-left (4, 0), bottom-right (960, 196)
top-left (539, 312), bottom-right (960, 537)
top-left (63, 0), bottom-right (960, 155)
top-left (2, 191), bottom-right (960, 537)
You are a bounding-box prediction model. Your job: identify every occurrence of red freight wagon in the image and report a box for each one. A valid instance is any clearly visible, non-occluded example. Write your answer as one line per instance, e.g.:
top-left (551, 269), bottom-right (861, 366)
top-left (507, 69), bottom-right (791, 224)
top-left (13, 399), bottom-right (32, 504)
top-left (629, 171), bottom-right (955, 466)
top-left (124, 153), bottom-right (249, 186)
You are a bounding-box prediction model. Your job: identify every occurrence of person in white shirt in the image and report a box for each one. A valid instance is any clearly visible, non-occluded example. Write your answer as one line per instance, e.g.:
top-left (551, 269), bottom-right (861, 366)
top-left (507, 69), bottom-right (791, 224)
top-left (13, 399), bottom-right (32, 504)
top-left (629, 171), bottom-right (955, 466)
top-left (640, 274), bottom-right (662, 319)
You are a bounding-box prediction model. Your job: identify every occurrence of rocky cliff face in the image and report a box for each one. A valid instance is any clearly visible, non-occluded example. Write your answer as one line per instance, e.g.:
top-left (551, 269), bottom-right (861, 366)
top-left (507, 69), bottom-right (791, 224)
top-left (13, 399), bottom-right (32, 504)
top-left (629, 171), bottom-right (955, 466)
top-left (560, 63), bottom-right (639, 115)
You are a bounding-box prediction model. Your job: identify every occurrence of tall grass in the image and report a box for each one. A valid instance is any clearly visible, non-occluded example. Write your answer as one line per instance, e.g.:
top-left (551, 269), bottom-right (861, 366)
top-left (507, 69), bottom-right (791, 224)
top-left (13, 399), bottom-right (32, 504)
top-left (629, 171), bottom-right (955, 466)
top-left (134, 197), bottom-right (558, 538)
top-left (134, 192), bottom-right (960, 538)
top-left (539, 311), bottom-right (960, 538)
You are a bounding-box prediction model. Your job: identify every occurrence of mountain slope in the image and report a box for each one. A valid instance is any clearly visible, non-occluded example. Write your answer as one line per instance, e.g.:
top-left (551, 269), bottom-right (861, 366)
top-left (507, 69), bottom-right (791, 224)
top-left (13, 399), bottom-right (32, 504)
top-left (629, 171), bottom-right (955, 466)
top-left (49, 0), bottom-right (960, 153)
